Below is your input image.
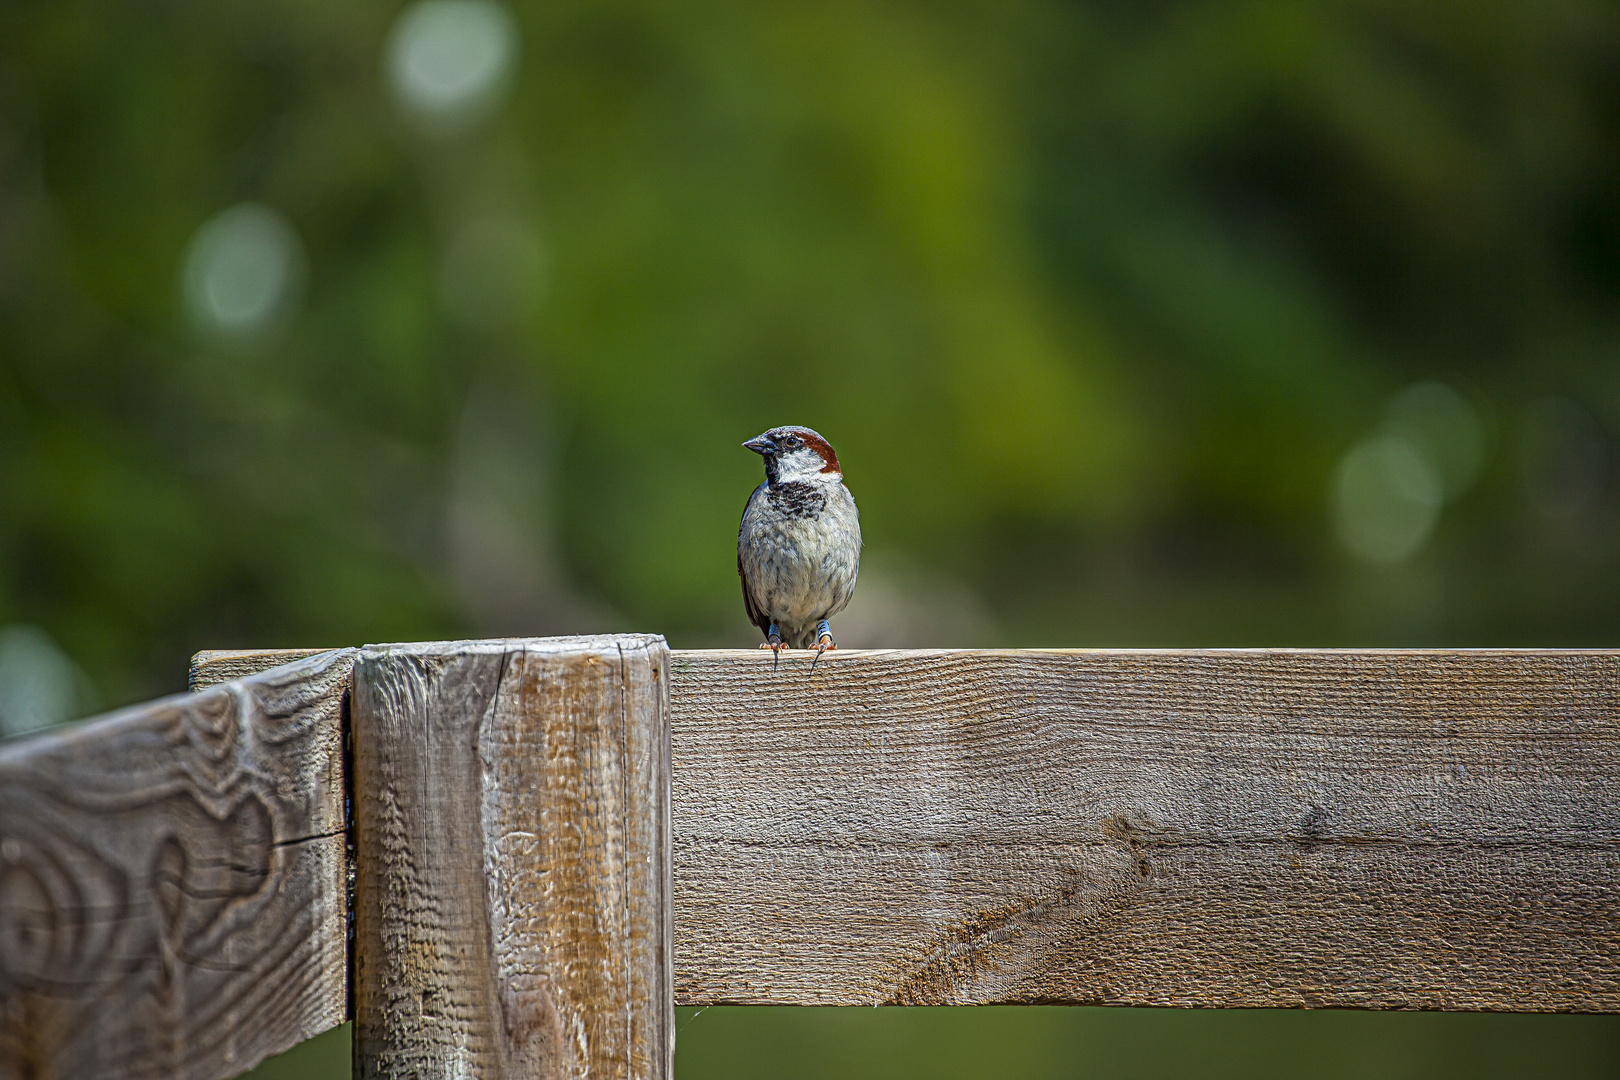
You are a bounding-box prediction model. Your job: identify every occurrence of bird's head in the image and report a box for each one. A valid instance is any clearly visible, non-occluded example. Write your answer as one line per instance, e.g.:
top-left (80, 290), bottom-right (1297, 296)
top-left (743, 426), bottom-right (841, 485)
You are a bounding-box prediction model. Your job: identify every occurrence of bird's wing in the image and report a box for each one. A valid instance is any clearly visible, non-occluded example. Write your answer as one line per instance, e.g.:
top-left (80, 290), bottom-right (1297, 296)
top-left (738, 483), bottom-right (771, 637)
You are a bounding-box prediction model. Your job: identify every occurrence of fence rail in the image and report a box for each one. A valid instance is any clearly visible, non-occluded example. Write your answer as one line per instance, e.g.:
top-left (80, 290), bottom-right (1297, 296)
top-left (0, 648), bottom-right (352, 1080)
top-left (3, 638), bottom-right (1618, 1080)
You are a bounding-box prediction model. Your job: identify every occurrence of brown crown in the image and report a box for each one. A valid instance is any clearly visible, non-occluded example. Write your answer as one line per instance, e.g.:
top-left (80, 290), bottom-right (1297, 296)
top-left (779, 426), bottom-right (840, 474)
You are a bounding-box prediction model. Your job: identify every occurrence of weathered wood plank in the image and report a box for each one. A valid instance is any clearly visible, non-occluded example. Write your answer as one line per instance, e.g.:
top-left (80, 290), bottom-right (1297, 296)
top-left (351, 636), bottom-right (672, 1080)
top-left (670, 648), bottom-right (1620, 1011)
top-left (1, 648), bottom-right (354, 1080)
top-left (184, 646), bottom-right (1620, 1013)
top-left (190, 650), bottom-right (333, 692)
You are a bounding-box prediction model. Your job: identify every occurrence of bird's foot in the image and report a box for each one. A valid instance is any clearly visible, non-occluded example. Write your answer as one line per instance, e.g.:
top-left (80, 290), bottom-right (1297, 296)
top-left (810, 621), bottom-right (836, 671)
top-left (761, 626), bottom-right (786, 671)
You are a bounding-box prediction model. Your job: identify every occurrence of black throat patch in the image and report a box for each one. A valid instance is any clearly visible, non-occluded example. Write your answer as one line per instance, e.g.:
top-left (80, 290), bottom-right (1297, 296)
top-left (767, 481), bottom-right (828, 518)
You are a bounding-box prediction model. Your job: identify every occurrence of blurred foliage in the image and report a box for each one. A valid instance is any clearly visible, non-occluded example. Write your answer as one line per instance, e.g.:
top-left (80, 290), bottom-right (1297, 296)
top-left (4, 0), bottom-right (1620, 702)
top-left (4, 0), bottom-right (1620, 1075)
top-left (671, 1007), bottom-right (1620, 1080)
top-left (244, 1011), bottom-right (1620, 1080)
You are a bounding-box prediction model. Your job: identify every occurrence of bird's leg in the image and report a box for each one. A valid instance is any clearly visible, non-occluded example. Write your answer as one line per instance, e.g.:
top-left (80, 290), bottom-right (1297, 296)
top-left (810, 619), bottom-right (836, 671)
top-left (760, 624), bottom-right (786, 672)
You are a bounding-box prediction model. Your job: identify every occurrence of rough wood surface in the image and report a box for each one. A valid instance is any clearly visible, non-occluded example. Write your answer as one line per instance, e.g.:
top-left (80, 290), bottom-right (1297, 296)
top-left (190, 650), bottom-right (333, 692)
top-left (352, 636), bottom-right (672, 1080)
top-left (670, 649), bottom-right (1620, 1011)
top-left (0, 648), bottom-right (354, 1080)
top-left (185, 646), bottom-right (1620, 1013)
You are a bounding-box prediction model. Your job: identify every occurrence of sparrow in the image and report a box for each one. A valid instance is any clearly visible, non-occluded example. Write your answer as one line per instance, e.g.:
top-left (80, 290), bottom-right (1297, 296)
top-left (737, 426), bottom-right (862, 662)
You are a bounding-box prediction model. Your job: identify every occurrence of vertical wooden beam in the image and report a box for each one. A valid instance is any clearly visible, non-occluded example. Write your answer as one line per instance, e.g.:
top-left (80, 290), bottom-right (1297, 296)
top-left (352, 636), bottom-right (672, 1080)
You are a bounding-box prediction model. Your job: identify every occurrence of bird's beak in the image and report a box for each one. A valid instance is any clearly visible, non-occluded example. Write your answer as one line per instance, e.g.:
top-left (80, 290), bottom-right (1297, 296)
top-left (742, 434), bottom-right (775, 455)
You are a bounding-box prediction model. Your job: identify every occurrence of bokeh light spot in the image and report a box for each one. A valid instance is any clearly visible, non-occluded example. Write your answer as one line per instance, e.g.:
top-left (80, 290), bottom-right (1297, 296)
top-left (181, 203), bottom-right (304, 337)
top-left (1333, 434), bottom-right (1443, 564)
top-left (1384, 382), bottom-right (1486, 501)
top-left (0, 626), bottom-right (90, 737)
top-left (386, 0), bottom-right (518, 127)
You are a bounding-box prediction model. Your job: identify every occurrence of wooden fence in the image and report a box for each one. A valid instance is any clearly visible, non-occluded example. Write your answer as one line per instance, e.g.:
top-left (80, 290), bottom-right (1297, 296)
top-left (2, 636), bottom-right (1618, 1078)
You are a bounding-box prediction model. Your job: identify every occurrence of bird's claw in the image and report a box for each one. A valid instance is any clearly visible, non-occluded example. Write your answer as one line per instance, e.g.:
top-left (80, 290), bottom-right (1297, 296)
top-left (761, 634), bottom-right (786, 671)
top-left (809, 633), bottom-right (836, 671)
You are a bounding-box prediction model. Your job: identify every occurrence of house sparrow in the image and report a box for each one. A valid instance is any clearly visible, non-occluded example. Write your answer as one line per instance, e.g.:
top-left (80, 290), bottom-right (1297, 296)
top-left (738, 426), bottom-right (861, 660)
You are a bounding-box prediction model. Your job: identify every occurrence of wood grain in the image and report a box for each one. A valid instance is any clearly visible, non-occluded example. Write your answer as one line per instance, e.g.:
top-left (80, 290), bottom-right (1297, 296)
top-left (190, 650), bottom-right (334, 692)
top-left (0, 648), bottom-right (354, 1080)
top-left (670, 649), bottom-right (1620, 1011)
top-left (351, 636), bottom-right (672, 1080)
top-left (185, 646), bottom-right (1620, 1013)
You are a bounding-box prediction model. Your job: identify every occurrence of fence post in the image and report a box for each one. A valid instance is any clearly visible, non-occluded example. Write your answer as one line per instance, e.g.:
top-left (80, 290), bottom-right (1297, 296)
top-left (351, 636), bottom-right (673, 1080)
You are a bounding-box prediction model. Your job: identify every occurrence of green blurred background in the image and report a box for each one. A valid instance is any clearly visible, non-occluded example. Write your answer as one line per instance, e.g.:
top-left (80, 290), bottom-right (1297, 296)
top-left (3, 0), bottom-right (1618, 1075)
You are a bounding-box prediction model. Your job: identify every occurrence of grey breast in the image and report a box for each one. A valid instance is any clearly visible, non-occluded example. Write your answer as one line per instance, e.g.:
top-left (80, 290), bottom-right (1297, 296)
top-left (740, 480), bottom-right (861, 644)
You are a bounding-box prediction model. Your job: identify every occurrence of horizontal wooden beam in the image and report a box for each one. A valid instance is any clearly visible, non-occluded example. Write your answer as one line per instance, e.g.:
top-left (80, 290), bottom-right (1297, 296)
top-left (669, 648), bottom-right (1620, 1011)
top-left (2, 648), bottom-right (354, 1080)
top-left (190, 646), bottom-right (1620, 1013)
